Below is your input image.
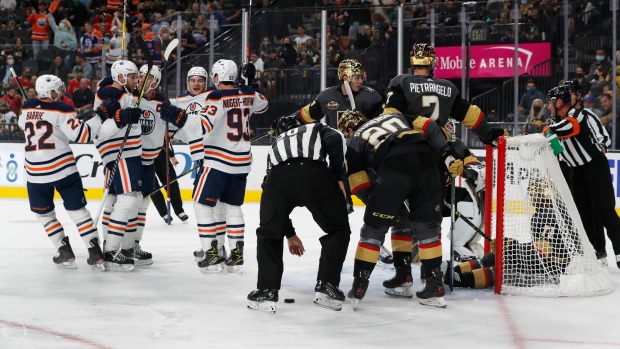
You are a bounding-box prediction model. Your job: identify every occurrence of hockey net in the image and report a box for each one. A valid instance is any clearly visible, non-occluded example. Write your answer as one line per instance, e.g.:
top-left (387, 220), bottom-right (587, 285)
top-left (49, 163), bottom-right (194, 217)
top-left (485, 134), bottom-right (612, 297)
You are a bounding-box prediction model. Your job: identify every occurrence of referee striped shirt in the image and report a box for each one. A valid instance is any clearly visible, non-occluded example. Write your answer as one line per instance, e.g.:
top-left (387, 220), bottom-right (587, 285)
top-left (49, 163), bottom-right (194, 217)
top-left (268, 122), bottom-right (347, 179)
top-left (550, 108), bottom-right (610, 167)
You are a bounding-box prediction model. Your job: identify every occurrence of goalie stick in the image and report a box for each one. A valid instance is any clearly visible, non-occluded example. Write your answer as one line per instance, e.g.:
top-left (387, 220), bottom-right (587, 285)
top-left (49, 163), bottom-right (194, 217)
top-left (9, 67), bottom-right (26, 98)
top-left (162, 38), bottom-right (179, 225)
top-left (93, 36), bottom-right (153, 226)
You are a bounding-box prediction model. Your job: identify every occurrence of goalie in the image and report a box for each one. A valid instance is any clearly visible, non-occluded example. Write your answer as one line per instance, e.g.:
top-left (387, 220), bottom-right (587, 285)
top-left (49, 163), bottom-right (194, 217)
top-left (442, 177), bottom-right (573, 289)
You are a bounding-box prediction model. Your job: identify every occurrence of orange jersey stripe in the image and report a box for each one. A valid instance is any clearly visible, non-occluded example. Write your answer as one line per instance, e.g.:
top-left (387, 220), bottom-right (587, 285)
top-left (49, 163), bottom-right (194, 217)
top-left (204, 151), bottom-right (251, 162)
top-left (26, 157), bottom-right (75, 172)
top-left (45, 222), bottom-right (62, 232)
top-left (78, 222), bottom-right (94, 232)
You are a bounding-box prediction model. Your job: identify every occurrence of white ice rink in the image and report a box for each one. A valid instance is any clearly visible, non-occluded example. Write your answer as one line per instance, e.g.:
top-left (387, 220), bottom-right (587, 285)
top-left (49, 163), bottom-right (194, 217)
top-left (1, 198), bottom-right (619, 349)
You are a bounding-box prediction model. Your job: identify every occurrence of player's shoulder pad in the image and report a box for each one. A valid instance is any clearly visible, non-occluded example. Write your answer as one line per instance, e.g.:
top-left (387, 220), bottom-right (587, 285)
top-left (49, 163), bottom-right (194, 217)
top-left (99, 76), bottom-right (114, 88)
top-left (238, 85), bottom-right (255, 95)
top-left (207, 85), bottom-right (217, 91)
top-left (178, 91), bottom-right (192, 98)
top-left (22, 98), bottom-right (41, 109)
top-left (47, 101), bottom-right (76, 113)
top-left (318, 86), bottom-right (338, 96)
top-left (150, 91), bottom-right (166, 102)
top-left (205, 90), bottom-right (224, 100)
top-left (97, 86), bottom-right (124, 100)
top-left (361, 85), bottom-right (377, 93)
top-left (388, 74), bottom-right (407, 86)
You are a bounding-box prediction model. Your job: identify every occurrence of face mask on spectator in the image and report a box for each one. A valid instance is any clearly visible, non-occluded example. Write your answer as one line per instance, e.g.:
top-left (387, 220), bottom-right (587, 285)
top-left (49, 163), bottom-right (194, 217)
top-left (59, 23), bottom-right (66, 30)
top-left (596, 55), bottom-right (605, 62)
top-left (527, 87), bottom-right (536, 94)
top-left (104, 37), bottom-right (111, 44)
top-left (576, 72), bottom-right (584, 78)
top-left (7, 59), bottom-right (14, 65)
top-left (533, 106), bottom-right (542, 113)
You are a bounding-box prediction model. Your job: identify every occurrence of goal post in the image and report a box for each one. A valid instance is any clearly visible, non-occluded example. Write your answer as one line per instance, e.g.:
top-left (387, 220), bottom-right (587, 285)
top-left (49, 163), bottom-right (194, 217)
top-left (485, 134), bottom-right (613, 297)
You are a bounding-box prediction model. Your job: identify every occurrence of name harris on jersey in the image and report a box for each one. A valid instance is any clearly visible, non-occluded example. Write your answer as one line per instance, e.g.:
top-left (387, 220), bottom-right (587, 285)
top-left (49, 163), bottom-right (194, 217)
top-left (409, 82), bottom-right (452, 97)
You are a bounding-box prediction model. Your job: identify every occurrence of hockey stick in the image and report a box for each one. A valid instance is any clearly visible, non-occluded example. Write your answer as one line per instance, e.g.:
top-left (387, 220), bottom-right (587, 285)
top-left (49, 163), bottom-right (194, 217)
top-left (146, 163), bottom-right (201, 197)
top-left (162, 38), bottom-right (179, 225)
top-left (443, 198), bottom-right (492, 242)
top-left (343, 79), bottom-right (356, 110)
top-left (9, 67), bottom-right (27, 99)
top-left (120, 0), bottom-right (127, 59)
top-left (448, 178), bottom-right (456, 292)
top-left (93, 36), bottom-right (153, 226)
top-left (250, 130), bottom-right (273, 143)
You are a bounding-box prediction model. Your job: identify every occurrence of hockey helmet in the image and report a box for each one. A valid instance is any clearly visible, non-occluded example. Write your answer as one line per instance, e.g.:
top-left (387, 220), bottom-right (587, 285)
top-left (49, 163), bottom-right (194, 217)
top-left (272, 114), bottom-right (303, 137)
top-left (338, 59), bottom-right (365, 80)
top-left (546, 86), bottom-right (571, 104)
top-left (211, 59), bottom-right (238, 85)
top-left (111, 60), bottom-right (139, 91)
top-left (410, 43), bottom-right (437, 68)
top-left (36, 74), bottom-right (65, 101)
top-left (562, 78), bottom-right (583, 95)
top-left (337, 110), bottom-right (368, 136)
top-left (186, 66), bottom-right (208, 89)
top-left (139, 64), bottom-right (161, 91)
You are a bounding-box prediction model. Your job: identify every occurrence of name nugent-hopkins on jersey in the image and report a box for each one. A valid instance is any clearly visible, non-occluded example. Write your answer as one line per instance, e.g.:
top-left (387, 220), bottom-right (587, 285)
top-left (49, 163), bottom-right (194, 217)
top-left (409, 82), bottom-right (452, 97)
top-left (19, 100), bottom-right (93, 183)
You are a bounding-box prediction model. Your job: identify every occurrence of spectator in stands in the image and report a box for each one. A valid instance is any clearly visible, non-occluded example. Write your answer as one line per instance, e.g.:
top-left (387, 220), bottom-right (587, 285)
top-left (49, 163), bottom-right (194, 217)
top-left (575, 64), bottom-right (591, 96)
top-left (348, 0), bottom-right (372, 26)
top-left (67, 0), bottom-right (89, 41)
top-left (25, 86), bottom-right (36, 100)
top-left (222, 0), bottom-right (241, 24)
top-left (0, 0), bottom-right (16, 11)
top-left (193, 14), bottom-right (209, 46)
top-left (518, 79), bottom-right (546, 116)
top-left (370, 0), bottom-right (396, 22)
top-left (1, 44), bottom-right (14, 66)
top-left (587, 48), bottom-right (612, 83)
top-left (106, 27), bottom-right (125, 69)
top-left (439, 0), bottom-right (459, 26)
top-left (18, 67), bottom-right (32, 88)
top-left (95, 10), bottom-right (112, 35)
top-left (327, 37), bottom-right (342, 67)
top-left (263, 49), bottom-right (285, 99)
top-left (303, 39), bottom-right (320, 66)
top-left (152, 12), bottom-right (170, 35)
top-left (112, 11), bottom-right (124, 34)
top-left (599, 92), bottom-right (620, 143)
top-left (335, 27), bottom-right (351, 56)
top-left (1, 86), bottom-right (21, 116)
top-left (1, 7), bottom-right (26, 30)
top-left (355, 25), bottom-right (372, 50)
top-left (524, 7), bottom-right (549, 42)
top-left (295, 26), bottom-right (312, 50)
top-left (2, 76), bottom-right (18, 92)
top-left (142, 23), bottom-right (163, 66)
top-left (259, 36), bottom-right (272, 60)
top-left (250, 50), bottom-right (264, 75)
top-left (179, 21), bottom-right (198, 57)
top-left (205, 3), bottom-right (227, 37)
top-left (46, 55), bottom-right (70, 83)
top-left (28, 2), bottom-right (52, 58)
top-left (333, 14), bottom-right (350, 37)
top-left (501, 26), bottom-right (526, 43)
top-left (370, 13), bottom-right (392, 46)
top-left (81, 20), bottom-right (103, 71)
top-left (72, 78), bottom-right (95, 119)
top-left (523, 98), bottom-right (548, 134)
top-left (187, 2), bottom-right (201, 28)
top-left (67, 67), bottom-right (88, 95)
top-left (30, 75), bottom-right (37, 87)
top-left (48, 14), bottom-right (77, 68)
top-left (0, 99), bottom-right (17, 140)
top-left (13, 36), bottom-right (32, 64)
top-left (59, 86), bottom-right (74, 108)
top-left (590, 68), bottom-right (611, 98)
top-left (71, 52), bottom-right (92, 80)
top-left (583, 94), bottom-right (603, 118)
top-left (278, 37), bottom-right (298, 67)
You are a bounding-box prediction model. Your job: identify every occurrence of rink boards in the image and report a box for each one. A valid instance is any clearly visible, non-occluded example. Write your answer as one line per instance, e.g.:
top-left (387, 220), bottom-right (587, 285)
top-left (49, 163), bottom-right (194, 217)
top-left (1, 144), bottom-right (620, 209)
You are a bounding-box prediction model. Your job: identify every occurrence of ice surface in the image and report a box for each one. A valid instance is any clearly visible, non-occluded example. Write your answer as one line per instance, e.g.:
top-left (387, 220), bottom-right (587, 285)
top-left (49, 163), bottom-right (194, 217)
top-left (1, 199), bottom-right (619, 349)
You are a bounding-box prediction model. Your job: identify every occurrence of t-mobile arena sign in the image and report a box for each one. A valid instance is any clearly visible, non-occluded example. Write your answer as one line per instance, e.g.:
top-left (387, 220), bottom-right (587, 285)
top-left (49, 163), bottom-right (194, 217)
top-left (433, 43), bottom-right (551, 79)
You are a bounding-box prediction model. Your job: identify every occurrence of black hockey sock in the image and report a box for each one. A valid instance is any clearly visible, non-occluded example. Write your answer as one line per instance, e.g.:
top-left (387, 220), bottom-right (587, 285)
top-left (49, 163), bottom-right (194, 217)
top-left (392, 252), bottom-right (411, 268)
top-left (420, 257), bottom-right (441, 276)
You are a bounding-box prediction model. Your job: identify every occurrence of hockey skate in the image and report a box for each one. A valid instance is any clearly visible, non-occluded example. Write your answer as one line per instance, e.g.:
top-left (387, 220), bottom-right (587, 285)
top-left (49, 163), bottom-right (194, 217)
top-left (347, 270), bottom-right (371, 310)
top-left (377, 245), bottom-right (394, 269)
top-left (53, 236), bottom-right (77, 269)
top-left (162, 214), bottom-right (173, 223)
top-left (87, 237), bottom-right (105, 271)
top-left (103, 249), bottom-right (135, 272)
top-left (314, 281), bottom-right (345, 311)
top-left (219, 245), bottom-right (228, 261)
top-left (596, 251), bottom-right (608, 266)
top-left (247, 289), bottom-right (278, 314)
top-left (177, 212), bottom-right (189, 224)
top-left (440, 260), bottom-right (461, 286)
top-left (225, 241), bottom-right (243, 274)
top-left (127, 241), bottom-right (153, 266)
top-left (383, 266), bottom-right (413, 298)
top-left (197, 240), bottom-right (225, 273)
top-left (416, 267), bottom-right (446, 308)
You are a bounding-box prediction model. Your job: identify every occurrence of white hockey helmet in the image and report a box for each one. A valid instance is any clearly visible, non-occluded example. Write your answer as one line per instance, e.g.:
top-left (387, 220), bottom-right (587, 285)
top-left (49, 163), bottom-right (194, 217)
top-left (210, 59), bottom-right (238, 85)
top-left (36, 74), bottom-right (65, 101)
top-left (139, 64), bottom-right (161, 92)
top-left (186, 66), bottom-right (208, 88)
top-left (111, 60), bottom-right (139, 90)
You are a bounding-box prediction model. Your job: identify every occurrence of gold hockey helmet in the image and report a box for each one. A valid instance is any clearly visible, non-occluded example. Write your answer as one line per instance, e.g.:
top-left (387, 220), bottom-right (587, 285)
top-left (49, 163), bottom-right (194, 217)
top-left (338, 59), bottom-right (365, 80)
top-left (338, 110), bottom-right (368, 135)
top-left (410, 43), bottom-right (437, 68)
top-left (527, 177), bottom-right (556, 203)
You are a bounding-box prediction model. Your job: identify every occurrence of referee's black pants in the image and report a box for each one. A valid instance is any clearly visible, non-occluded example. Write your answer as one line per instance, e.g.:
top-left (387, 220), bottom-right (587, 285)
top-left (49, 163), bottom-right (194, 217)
top-left (571, 153), bottom-right (620, 256)
top-left (256, 160), bottom-right (351, 290)
top-left (150, 150), bottom-right (185, 217)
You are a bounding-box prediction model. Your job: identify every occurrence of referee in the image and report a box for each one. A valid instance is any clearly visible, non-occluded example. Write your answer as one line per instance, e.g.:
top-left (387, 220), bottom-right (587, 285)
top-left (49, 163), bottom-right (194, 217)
top-left (546, 86), bottom-right (620, 268)
top-left (247, 117), bottom-right (351, 313)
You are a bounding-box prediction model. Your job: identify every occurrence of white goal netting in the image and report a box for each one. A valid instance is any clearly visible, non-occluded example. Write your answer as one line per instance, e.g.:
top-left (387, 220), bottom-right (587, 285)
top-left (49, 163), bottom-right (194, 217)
top-left (490, 134), bottom-right (612, 297)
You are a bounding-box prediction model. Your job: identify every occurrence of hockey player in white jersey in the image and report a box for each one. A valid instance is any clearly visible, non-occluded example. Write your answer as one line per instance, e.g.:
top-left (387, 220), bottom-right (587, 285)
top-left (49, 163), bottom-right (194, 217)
top-left (87, 60), bottom-right (144, 271)
top-left (159, 59), bottom-right (268, 273)
top-left (19, 75), bottom-right (104, 270)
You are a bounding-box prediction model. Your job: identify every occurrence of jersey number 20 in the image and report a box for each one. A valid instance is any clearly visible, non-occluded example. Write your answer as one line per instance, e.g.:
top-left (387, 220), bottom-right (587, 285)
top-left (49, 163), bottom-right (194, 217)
top-left (24, 121), bottom-right (55, 152)
top-left (361, 118), bottom-right (407, 149)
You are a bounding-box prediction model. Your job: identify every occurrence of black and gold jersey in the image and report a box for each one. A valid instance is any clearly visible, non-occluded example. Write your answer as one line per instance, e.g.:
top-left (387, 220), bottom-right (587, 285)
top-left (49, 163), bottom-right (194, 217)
top-left (383, 74), bottom-right (493, 139)
top-left (299, 85), bottom-right (384, 127)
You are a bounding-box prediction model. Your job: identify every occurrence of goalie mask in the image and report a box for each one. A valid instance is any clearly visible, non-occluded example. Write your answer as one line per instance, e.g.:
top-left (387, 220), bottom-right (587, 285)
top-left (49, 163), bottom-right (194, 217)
top-left (410, 43), bottom-right (437, 75)
top-left (337, 110), bottom-right (368, 136)
top-left (338, 59), bottom-right (365, 81)
top-left (445, 118), bottom-right (457, 141)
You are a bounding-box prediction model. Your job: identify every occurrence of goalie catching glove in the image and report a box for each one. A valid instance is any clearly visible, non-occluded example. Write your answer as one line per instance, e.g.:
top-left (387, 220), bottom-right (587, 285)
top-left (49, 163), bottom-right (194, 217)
top-left (159, 103), bottom-right (188, 128)
top-left (95, 99), bottom-right (142, 128)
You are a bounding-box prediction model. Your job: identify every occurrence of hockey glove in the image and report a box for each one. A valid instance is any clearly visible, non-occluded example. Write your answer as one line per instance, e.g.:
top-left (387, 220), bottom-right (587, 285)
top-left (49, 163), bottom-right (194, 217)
top-left (442, 144), bottom-right (464, 178)
top-left (96, 98), bottom-right (121, 122)
top-left (114, 108), bottom-right (142, 128)
top-left (479, 128), bottom-right (507, 147)
top-left (159, 103), bottom-right (187, 128)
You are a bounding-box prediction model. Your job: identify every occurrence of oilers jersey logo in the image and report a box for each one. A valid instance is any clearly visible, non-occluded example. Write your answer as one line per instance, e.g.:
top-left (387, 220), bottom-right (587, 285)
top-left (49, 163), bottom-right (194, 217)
top-left (37, 18), bottom-right (47, 28)
top-left (140, 110), bottom-right (155, 135)
top-left (186, 102), bottom-right (202, 116)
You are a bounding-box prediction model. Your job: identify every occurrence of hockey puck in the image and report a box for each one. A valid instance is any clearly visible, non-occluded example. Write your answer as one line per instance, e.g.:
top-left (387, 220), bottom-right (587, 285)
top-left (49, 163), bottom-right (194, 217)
top-left (284, 298), bottom-right (295, 303)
